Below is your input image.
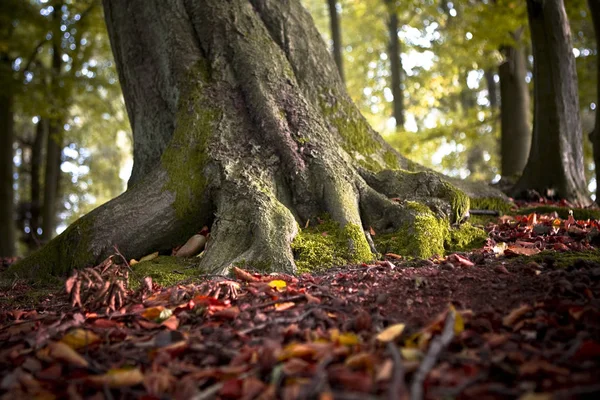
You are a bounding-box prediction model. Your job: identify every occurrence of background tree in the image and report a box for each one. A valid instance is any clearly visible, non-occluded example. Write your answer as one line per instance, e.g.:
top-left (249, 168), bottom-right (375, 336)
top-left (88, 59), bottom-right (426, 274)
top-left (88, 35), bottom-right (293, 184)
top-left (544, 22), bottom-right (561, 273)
top-left (512, 0), bottom-right (590, 204)
top-left (385, 0), bottom-right (405, 128)
top-left (589, 0), bottom-right (600, 202)
top-left (327, 0), bottom-right (344, 81)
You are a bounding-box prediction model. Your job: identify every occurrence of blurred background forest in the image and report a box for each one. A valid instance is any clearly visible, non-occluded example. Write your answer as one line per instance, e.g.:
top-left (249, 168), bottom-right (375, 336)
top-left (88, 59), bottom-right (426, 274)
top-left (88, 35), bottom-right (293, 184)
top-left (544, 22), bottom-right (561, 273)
top-left (1, 0), bottom-right (598, 257)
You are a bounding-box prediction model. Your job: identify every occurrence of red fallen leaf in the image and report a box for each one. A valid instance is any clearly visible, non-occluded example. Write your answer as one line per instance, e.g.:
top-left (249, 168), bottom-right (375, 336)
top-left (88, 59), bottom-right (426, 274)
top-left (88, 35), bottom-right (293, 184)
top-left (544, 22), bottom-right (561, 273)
top-left (505, 245), bottom-right (541, 256)
top-left (369, 226), bottom-right (376, 236)
top-left (233, 267), bottom-right (259, 282)
top-left (328, 365), bottom-right (373, 392)
top-left (519, 360), bottom-right (569, 376)
top-left (572, 340), bottom-right (600, 360)
top-left (213, 306), bottom-right (240, 320)
top-left (161, 315), bottom-right (179, 330)
top-left (242, 377), bottom-right (266, 399)
top-left (385, 253), bottom-right (402, 260)
top-left (553, 242), bottom-right (570, 251)
top-left (137, 319), bottom-right (161, 330)
top-left (304, 292), bottom-right (321, 304)
top-left (92, 319), bottom-right (123, 329)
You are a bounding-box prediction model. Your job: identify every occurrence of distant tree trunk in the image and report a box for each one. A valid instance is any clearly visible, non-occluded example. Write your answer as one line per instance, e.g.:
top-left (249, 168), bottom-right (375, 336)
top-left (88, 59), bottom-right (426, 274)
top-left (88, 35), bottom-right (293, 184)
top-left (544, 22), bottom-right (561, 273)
top-left (326, 0), bottom-right (344, 82)
top-left (41, 42), bottom-right (63, 242)
top-left (588, 0), bottom-right (600, 203)
top-left (484, 68), bottom-right (498, 109)
top-left (386, 0), bottom-right (404, 128)
top-left (512, 0), bottom-right (590, 204)
top-left (30, 118), bottom-right (46, 246)
top-left (0, 55), bottom-right (16, 258)
top-left (499, 39), bottom-right (531, 178)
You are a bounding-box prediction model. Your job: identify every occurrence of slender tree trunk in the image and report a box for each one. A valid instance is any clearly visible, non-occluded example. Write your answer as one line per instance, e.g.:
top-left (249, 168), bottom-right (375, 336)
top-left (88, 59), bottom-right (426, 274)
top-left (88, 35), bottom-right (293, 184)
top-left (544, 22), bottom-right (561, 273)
top-left (588, 0), bottom-right (600, 203)
top-left (484, 68), bottom-right (498, 110)
top-left (0, 55), bottom-right (16, 258)
top-left (9, 0), bottom-right (507, 279)
top-left (512, 0), bottom-right (590, 204)
top-left (41, 42), bottom-right (64, 242)
top-left (499, 42), bottom-right (531, 178)
top-left (30, 118), bottom-right (46, 246)
top-left (386, 0), bottom-right (404, 128)
top-left (326, 0), bottom-right (344, 82)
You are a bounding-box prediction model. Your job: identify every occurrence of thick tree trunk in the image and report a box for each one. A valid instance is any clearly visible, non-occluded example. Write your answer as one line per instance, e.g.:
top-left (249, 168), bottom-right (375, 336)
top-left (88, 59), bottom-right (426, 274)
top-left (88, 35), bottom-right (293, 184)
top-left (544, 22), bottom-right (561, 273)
top-left (588, 0), bottom-right (600, 204)
top-left (41, 42), bottom-right (64, 242)
top-left (512, 0), bottom-right (590, 204)
top-left (386, 0), bottom-right (404, 128)
top-left (0, 55), bottom-right (16, 258)
top-left (326, 0), bottom-right (344, 83)
top-left (8, 0), bottom-right (508, 279)
top-left (499, 42), bottom-right (531, 178)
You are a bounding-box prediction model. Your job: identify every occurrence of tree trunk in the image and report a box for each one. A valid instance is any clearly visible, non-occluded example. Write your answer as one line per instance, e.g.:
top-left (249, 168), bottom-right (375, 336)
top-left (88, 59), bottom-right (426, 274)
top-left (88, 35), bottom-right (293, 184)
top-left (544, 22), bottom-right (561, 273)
top-left (588, 0), bottom-right (600, 204)
top-left (326, 0), bottom-right (344, 83)
top-left (386, 0), bottom-right (404, 128)
top-left (484, 68), bottom-right (498, 110)
top-left (41, 42), bottom-right (64, 242)
top-left (499, 42), bottom-right (531, 178)
top-left (0, 55), bottom-right (16, 258)
top-left (29, 118), bottom-right (46, 247)
top-left (8, 0), bottom-right (508, 279)
top-left (512, 0), bottom-right (590, 204)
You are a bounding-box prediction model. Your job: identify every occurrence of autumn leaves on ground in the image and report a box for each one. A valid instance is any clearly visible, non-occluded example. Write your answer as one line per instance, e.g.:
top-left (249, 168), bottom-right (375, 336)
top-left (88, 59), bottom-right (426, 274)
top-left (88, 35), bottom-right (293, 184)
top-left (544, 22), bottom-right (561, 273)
top-left (1, 201), bottom-right (600, 400)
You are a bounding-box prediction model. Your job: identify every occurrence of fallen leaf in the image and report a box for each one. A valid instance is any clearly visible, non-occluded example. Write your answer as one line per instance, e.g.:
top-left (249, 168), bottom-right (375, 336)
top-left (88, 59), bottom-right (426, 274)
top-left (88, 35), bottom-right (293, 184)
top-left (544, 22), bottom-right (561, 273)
top-left (274, 302), bottom-right (296, 311)
top-left (175, 234), bottom-right (206, 257)
top-left (233, 267), bottom-right (259, 282)
top-left (376, 323), bottom-right (406, 342)
top-left (139, 252), bottom-right (159, 262)
top-left (503, 304), bottom-right (533, 328)
top-left (268, 280), bottom-right (287, 290)
top-left (47, 341), bottom-right (89, 368)
top-left (87, 368), bottom-right (145, 388)
top-left (60, 329), bottom-right (101, 350)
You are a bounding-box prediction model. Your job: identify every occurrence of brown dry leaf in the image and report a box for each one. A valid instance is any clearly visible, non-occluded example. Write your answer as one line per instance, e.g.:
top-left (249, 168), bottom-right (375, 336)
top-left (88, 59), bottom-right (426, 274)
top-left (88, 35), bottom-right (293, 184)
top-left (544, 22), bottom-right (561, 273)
top-left (385, 253), bottom-right (402, 260)
top-left (375, 359), bottom-right (394, 382)
top-left (503, 304), bottom-right (533, 328)
top-left (376, 323), bottom-right (405, 342)
top-left (160, 315), bottom-right (180, 330)
top-left (345, 352), bottom-right (375, 371)
top-left (278, 343), bottom-right (329, 361)
top-left (60, 329), bottom-right (101, 350)
top-left (213, 306), bottom-right (240, 320)
top-left (505, 245), bottom-right (541, 256)
top-left (233, 267), bottom-right (259, 282)
top-left (47, 341), bottom-right (89, 368)
top-left (139, 251), bottom-right (159, 262)
top-left (174, 234), bottom-right (206, 257)
top-left (87, 368), bottom-right (145, 388)
top-left (304, 292), bottom-right (321, 304)
top-left (519, 360), bottom-right (569, 377)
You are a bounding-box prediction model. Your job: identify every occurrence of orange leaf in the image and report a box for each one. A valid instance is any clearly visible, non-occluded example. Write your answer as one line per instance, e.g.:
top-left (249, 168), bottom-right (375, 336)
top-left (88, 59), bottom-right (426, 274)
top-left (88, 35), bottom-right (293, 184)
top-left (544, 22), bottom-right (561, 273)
top-left (48, 341), bottom-right (89, 368)
top-left (275, 302), bottom-right (296, 311)
top-left (233, 267), bottom-right (259, 282)
top-left (87, 368), bottom-right (145, 388)
top-left (376, 323), bottom-right (405, 342)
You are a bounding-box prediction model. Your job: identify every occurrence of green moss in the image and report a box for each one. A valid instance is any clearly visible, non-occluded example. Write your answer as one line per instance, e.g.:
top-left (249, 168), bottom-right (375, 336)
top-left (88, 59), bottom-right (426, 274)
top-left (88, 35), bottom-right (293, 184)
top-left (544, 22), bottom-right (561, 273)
top-left (292, 219), bottom-right (373, 273)
top-left (524, 250), bottom-right (600, 269)
top-left (445, 223), bottom-right (488, 252)
top-left (470, 197), bottom-right (515, 215)
top-left (161, 60), bottom-right (219, 220)
top-left (383, 150), bottom-right (399, 170)
top-left (441, 181), bottom-right (470, 224)
top-left (129, 256), bottom-right (203, 290)
top-left (0, 280), bottom-right (62, 309)
top-left (514, 206), bottom-right (600, 220)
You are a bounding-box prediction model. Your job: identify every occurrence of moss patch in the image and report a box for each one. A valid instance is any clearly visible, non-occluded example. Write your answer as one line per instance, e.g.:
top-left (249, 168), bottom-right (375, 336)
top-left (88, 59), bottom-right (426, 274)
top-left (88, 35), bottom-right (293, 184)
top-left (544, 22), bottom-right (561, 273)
top-left (470, 197), bottom-right (515, 215)
top-left (292, 219), bottom-right (373, 273)
top-left (525, 250), bottom-right (600, 269)
top-left (129, 256), bottom-right (203, 290)
top-left (445, 223), bottom-right (488, 252)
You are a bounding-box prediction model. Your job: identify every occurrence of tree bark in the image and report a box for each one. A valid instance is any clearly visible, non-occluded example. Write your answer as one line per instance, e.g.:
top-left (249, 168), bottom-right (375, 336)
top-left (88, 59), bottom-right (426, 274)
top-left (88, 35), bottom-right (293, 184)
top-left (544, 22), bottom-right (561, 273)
top-left (484, 69), bottom-right (498, 110)
top-left (386, 0), bottom-right (404, 128)
top-left (588, 0), bottom-right (600, 203)
top-left (499, 41), bottom-right (531, 178)
top-left (326, 0), bottom-right (344, 83)
top-left (0, 54), bottom-right (16, 258)
top-left (8, 0), bottom-right (508, 279)
top-left (512, 0), bottom-right (590, 204)
top-left (41, 42), bottom-right (64, 242)
top-left (30, 118), bottom-right (46, 246)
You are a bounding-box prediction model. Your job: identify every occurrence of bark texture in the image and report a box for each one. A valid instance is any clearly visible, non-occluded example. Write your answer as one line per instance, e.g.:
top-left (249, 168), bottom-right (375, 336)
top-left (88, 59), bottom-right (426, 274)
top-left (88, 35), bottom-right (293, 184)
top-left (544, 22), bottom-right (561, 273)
top-left (512, 0), bottom-right (590, 204)
top-left (499, 41), bottom-right (531, 178)
top-left (0, 55), bottom-right (16, 258)
top-left (588, 0), bottom-right (600, 204)
top-left (9, 0), bottom-right (508, 279)
top-left (327, 0), bottom-right (344, 82)
top-left (386, 0), bottom-right (404, 128)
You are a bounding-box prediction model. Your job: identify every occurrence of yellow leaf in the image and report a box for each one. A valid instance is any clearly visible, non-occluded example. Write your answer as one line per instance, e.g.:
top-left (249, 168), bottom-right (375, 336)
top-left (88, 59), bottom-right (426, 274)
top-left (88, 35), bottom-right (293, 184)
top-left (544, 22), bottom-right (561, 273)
top-left (87, 368), bottom-right (145, 388)
top-left (274, 302), bottom-right (295, 311)
top-left (268, 280), bottom-right (287, 290)
top-left (48, 341), bottom-right (89, 368)
top-left (449, 305), bottom-right (464, 334)
top-left (142, 306), bottom-right (172, 321)
top-left (139, 251), bottom-right (159, 262)
top-left (338, 332), bottom-right (361, 346)
top-left (400, 347), bottom-right (423, 361)
top-left (61, 329), bottom-right (101, 350)
top-left (376, 323), bottom-right (405, 342)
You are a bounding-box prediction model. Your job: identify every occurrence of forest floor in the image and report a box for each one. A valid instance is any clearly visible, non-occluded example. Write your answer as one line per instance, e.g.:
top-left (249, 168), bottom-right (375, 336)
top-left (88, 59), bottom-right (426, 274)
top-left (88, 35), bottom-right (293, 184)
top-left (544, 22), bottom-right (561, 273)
top-left (1, 200), bottom-right (600, 399)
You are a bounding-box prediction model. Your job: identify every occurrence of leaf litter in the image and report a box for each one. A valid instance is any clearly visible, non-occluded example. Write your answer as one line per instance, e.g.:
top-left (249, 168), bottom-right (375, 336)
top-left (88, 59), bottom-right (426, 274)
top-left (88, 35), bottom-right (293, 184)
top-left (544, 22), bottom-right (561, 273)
top-left (1, 203), bottom-right (600, 399)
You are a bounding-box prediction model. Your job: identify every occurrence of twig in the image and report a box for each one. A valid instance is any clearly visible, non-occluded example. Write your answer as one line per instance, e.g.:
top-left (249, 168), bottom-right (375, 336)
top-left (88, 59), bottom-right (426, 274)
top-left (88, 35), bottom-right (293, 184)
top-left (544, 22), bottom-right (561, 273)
top-left (387, 342), bottom-right (406, 400)
top-left (410, 311), bottom-right (456, 400)
top-left (300, 356), bottom-right (333, 398)
top-left (112, 245), bottom-right (131, 270)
